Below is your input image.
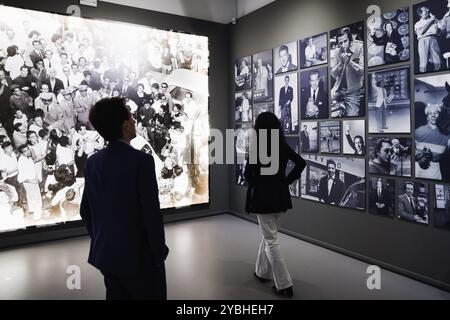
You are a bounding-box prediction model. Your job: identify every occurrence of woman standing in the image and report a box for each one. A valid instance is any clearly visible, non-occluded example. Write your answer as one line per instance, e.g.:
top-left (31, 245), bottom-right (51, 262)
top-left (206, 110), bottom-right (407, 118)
top-left (244, 112), bottom-right (306, 298)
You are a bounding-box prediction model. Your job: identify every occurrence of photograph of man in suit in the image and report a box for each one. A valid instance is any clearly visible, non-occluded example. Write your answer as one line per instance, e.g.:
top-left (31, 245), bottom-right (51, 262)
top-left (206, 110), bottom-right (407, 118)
top-left (398, 182), bottom-right (425, 223)
top-left (29, 40), bottom-right (45, 67)
top-left (301, 70), bottom-right (327, 119)
top-left (80, 97), bottom-right (169, 300)
top-left (369, 138), bottom-right (397, 175)
top-left (42, 68), bottom-right (64, 96)
top-left (369, 178), bottom-right (392, 216)
top-left (276, 45), bottom-right (297, 74)
top-left (318, 159), bottom-right (345, 205)
top-left (300, 124), bottom-right (310, 152)
top-left (330, 26), bottom-right (364, 117)
top-left (278, 75), bottom-right (294, 133)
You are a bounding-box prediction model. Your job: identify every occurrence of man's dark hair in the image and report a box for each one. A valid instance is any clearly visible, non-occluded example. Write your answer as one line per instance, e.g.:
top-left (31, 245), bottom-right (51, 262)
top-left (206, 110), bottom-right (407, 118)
top-left (18, 144), bottom-right (28, 154)
top-left (309, 70), bottom-right (320, 80)
top-left (59, 135), bottom-right (69, 147)
top-left (26, 130), bottom-right (37, 139)
top-left (89, 97), bottom-right (129, 141)
top-left (38, 128), bottom-right (49, 138)
top-left (326, 159), bottom-right (336, 168)
top-left (279, 45), bottom-right (289, 54)
top-left (373, 138), bottom-right (392, 159)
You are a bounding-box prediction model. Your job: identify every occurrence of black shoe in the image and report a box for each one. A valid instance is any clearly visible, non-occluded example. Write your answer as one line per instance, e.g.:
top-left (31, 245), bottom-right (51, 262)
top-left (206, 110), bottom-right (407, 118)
top-left (272, 286), bottom-right (293, 298)
top-left (254, 272), bottom-right (271, 283)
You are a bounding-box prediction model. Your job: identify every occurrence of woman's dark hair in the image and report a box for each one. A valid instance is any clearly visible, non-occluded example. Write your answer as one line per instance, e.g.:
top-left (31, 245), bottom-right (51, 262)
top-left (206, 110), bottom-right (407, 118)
top-left (253, 112), bottom-right (287, 156)
top-left (89, 97), bottom-right (129, 141)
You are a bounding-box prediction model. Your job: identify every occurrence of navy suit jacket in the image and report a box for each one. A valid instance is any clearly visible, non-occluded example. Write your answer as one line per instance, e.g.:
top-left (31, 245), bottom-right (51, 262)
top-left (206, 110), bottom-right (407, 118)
top-left (80, 140), bottom-right (169, 277)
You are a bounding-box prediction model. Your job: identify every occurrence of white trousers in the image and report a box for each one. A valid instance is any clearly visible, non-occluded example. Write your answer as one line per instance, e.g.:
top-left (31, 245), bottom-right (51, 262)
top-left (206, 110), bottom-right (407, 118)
top-left (255, 213), bottom-right (292, 290)
top-left (23, 182), bottom-right (42, 220)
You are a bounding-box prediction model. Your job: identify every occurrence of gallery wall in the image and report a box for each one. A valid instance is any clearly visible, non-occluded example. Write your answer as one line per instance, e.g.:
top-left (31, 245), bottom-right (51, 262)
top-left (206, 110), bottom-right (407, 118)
top-left (229, 0), bottom-right (450, 291)
top-left (0, 0), bottom-right (230, 246)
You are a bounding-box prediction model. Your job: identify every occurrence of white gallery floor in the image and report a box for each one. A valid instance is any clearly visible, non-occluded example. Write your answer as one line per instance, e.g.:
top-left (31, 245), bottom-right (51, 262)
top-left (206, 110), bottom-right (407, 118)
top-left (0, 214), bottom-right (449, 300)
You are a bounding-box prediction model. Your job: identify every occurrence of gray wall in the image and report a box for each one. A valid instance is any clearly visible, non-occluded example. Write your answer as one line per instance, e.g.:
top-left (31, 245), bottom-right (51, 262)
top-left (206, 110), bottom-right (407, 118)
top-left (1, 0), bottom-right (230, 246)
top-left (229, 0), bottom-right (450, 291)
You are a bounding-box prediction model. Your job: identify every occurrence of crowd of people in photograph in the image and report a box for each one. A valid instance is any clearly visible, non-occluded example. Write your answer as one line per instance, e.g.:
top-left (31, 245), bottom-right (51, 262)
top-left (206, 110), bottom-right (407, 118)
top-left (0, 16), bottom-right (209, 230)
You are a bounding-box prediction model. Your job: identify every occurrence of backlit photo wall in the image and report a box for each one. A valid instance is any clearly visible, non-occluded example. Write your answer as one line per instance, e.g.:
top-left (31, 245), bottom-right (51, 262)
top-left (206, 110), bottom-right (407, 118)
top-left (0, 5), bottom-right (210, 233)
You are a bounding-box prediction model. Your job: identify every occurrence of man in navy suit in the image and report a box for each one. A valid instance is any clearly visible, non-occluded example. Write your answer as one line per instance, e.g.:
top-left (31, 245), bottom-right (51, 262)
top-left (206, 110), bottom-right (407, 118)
top-left (318, 159), bottom-right (345, 205)
top-left (278, 75), bottom-right (294, 133)
top-left (80, 97), bottom-right (169, 300)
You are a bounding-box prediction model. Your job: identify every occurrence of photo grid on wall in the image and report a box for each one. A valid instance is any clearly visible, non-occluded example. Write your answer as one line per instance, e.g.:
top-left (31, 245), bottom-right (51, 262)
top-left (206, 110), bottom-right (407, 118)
top-left (231, 4), bottom-right (450, 232)
top-left (0, 5), bottom-right (210, 233)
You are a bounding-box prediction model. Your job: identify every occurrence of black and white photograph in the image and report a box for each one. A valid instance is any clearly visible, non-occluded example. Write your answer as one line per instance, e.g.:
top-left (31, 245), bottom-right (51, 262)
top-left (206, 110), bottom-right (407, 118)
top-left (367, 7), bottom-right (410, 67)
top-left (413, 0), bottom-right (450, 74)
top-left (330, 22), bottom-right (365, 118)
top-left (235, 122), bottom-right (252, 155)
top-left (252, 103), bottom-right (274, 125)
top-left (434, 183), bottom-right (450, 230)
top-left (286, 136), bottom-right (300, 197)
top-left (320, 121), bottom-right (341, 154)
top-left (274, 73), bottom-right (298, 134)
top-left (234, 56), bottom-right (252, 91)
top-left (300, 121), bottom-right (318, 153)
top-left (368, 137), bottom-right (412, 177)
top-left (300, 154), bottom-right (366, 210)
top-left (342, 120), bottom-right (365, 156)
top-left (235, 153), bottom-right (248, 187)
top-left (368, 65), bottom-right (411, 133)
top-left (299, 33), bottom-right (328, 69)
top-left (235, 90), bottom-right (252, 122)
top-left (397, 180), bottom-right (429, 225)
top-left (274, 42), bottom-right (298, 74)
top-left (414, 73), bottom-right (450, 182)
top-left (368, 177), bottom-right (395, 217)
top-left (252, 50), bottom-right (273, 103)
top-left (300, 66), bottom-right (329, 119)
top-left (0, 6), bottom-right (210, 233)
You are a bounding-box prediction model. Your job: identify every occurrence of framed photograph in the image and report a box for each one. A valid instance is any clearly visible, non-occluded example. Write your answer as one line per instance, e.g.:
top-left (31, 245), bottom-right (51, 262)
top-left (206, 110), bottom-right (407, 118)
top-left (434, 184), bottom-right (450, 230)
top-left (235, 56), bottom-right (252, 91)
top-left (368, 177), bottom-right (395, 217)
top-left (413, 0), bottom-right (450, 75)
top-left (235, 91), bottom-right (252, 122)
top-left (252, 103), bottom-right (274, 125)
top-left (301, 154), bottom-right (366, 210)
top-left (235, 153), bottom-right (248, 186)
top-left (274, 41), bottom-right (298, 74)
top-left (300, 66), bottom-right (329, 120)
top-left (342, 119), bottom-right (365, 156)
top-left (330, 21), bottom-right (365, 118)
top-left (414, 73), bottom-right (450, 182)
top-left (397, 180), bottom-right (429, 225)
top-left (300, 121), bottom-right (319, 153)
top-left (299, 33), bottom-right (328, 69)
top-left (286, 137), bottom-right (300, 197)
top-left (367, 7), bottom-right (410, 67)
top-left (252, 50), bottom-right (274, 103)
top-left (320, 121), bottom-right (341, 154)
top-left (368, 65), bottom-right (411, 133)
top-left (368, 137), bottom-right (412, 177)
top-left (235, 123), bottom-right (252, 155)
top-left (274, 73), bottom-right (298, 134)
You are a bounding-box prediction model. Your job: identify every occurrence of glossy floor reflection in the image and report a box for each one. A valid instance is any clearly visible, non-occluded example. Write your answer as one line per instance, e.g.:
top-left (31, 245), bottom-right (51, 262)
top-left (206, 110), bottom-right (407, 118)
top-left (0, 214), bottom-right (449, 300)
